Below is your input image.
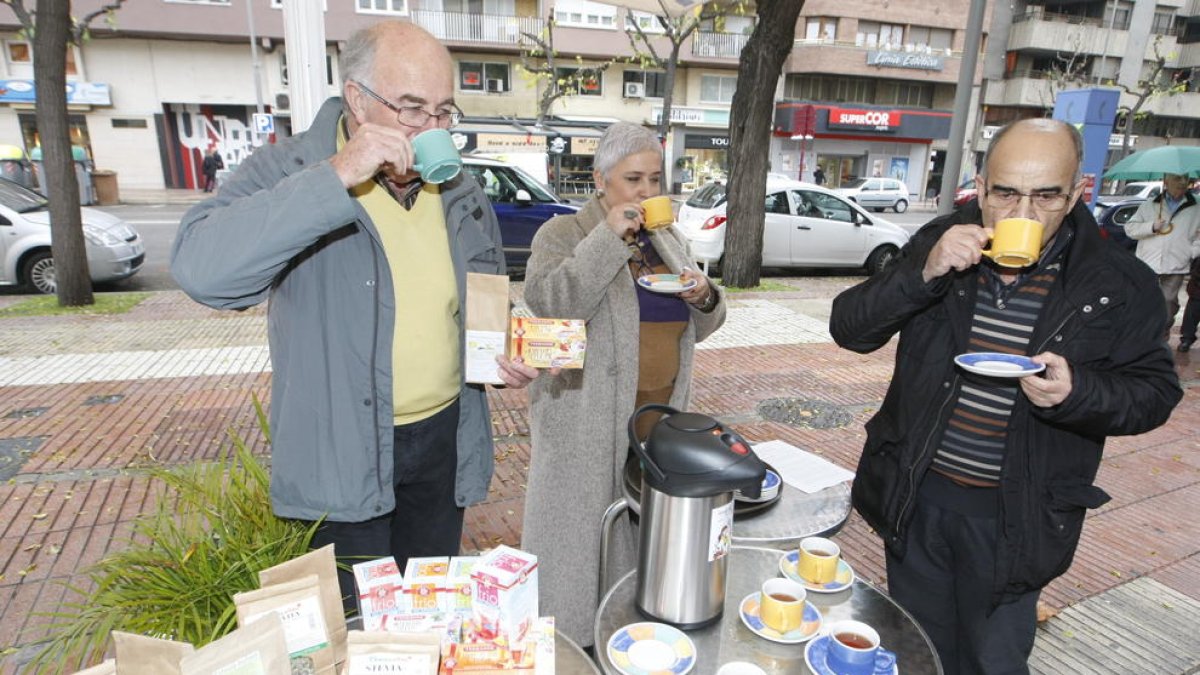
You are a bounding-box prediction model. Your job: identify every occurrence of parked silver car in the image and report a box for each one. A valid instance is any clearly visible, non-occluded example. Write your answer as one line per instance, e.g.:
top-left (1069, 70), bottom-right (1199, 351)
top-left (0, 177), bottom-right (144, 294)
top-left (835, 177), bottom-right (910, 213)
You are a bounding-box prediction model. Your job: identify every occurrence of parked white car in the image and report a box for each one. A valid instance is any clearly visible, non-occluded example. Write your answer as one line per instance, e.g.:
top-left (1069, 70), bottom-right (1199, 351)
top-left (835, 177), bottom-right (911, 213)
top-left (676, 178), bottom-right (910, 275)
top-left (0, 177), bottom-right (144, 294)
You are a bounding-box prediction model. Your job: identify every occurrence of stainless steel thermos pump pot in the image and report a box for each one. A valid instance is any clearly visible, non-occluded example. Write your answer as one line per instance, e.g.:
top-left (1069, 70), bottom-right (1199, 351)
top-left (628, 404), bottom-right (767, 629)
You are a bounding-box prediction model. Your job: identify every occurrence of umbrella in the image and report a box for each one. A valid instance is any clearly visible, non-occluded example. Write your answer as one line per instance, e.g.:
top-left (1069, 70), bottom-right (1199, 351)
top-left (1103, 145), bottom-right (1200, 181)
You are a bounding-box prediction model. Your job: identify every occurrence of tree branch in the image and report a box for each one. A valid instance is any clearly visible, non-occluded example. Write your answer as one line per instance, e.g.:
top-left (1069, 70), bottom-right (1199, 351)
top-left (2, 0), bottom-right (35, 33)
top-left (71, 0), bottom-right (126, 43)
top-left (625, 13), bottom-right (666, 68)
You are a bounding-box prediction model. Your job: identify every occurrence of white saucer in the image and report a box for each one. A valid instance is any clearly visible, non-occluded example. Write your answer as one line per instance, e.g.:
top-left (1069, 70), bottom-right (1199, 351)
top-left (804, 634), bottom-right (898, 675)
top-left (779, 551), bottom-right (856, 594)
top-left (736, 469), bottom-right (781, 503)
top-left (637, 274), bottom-right (698, 294)
top-left (954, 352), bottom-right (1044, 378)
top-left (738, 592), bottom-right (822, 644)
top-left (607, 621), bottom-right (696, 675)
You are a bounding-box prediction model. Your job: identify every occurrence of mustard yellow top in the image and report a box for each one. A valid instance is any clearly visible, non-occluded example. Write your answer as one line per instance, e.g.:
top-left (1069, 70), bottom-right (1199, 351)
top-left (339, 120), bottom-right (461, 425)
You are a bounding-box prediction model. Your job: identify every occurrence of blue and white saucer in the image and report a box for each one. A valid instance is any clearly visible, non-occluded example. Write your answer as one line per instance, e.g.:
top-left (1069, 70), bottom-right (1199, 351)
top-left (637, 274), bottom-right (697, 294)
top-left (954, 352), bottom-right (1044, 378)
top-left (779, 550), bottom-right (856, 594)
top-left (607, 621), bottom-right (696, 675)
top-left (804, 634), bottom-right (897, 675)
top-left (738, 592), bottom-right (822, 644)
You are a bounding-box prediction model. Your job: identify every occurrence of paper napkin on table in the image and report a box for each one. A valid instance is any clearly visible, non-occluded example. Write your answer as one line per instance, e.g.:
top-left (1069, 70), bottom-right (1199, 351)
top-left (751, 440), bottom-right (855, 494)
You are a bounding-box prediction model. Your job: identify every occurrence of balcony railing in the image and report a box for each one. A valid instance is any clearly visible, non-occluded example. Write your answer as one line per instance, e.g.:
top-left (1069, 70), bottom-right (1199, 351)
top-left (1015, 6), bottom-right (1110, 28)
top-left (411, 10), bottom-right (543, 46)
top-left (691, 31), bottom-right (750, 58)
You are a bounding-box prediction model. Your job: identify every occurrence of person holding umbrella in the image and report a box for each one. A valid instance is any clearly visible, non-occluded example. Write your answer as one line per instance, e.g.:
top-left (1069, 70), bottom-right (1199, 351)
top-left (1125, 173), bottom-right (1200, 341)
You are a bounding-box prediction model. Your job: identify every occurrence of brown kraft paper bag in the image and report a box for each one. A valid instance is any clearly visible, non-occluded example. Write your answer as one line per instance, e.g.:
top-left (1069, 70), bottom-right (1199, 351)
top-left (464, 273), bottom-right (510, 385)
top-left (234, 574), bottom-right (336, 675)
top-left (259, 544), bottom-right (348, 666)
top-left (70, 660), bottom-right (116, 675)
top-left (112, 630), bottom-right (194, 675)
top-left (180, 612), bottom-right (290, 675)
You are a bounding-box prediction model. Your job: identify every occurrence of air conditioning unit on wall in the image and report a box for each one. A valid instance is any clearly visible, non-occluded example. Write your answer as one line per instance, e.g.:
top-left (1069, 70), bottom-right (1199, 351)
top-left (624, 82), bottom-right (646, 98)
top-left (274, 93), bottom-right (290, 112)
top-left (486, 78), bottom-right (506, 93)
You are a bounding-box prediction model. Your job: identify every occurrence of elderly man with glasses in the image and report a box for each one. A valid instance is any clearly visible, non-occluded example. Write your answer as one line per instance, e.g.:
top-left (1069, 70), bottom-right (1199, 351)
top-left (830, 118), bottom-right (1182, 674)
top-left (1125, 172), bottom-right (1200, 346)
top-left (171, 21), bottom-right (540, 607)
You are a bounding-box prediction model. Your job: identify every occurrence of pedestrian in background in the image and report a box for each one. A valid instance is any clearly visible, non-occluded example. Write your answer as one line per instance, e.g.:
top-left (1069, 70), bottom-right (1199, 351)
top-left (1125, 172), bottom-right (1200, 341)
top-left (201, 147), bottom-right (223, 193)
top-left (520, 122), bottom-right (725, 648)
top-left (830, 118), bottom-right (1182, 674)
top-left (813, 166), bottom-right (826, 185)
top-left (1178, 256), bottom-right (1200, 353)
top-left (171, 21), bottom-right (541, 607)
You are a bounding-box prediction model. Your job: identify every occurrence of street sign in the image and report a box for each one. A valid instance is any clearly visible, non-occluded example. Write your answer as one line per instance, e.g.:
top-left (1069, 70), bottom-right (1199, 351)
top-left (253, 113), bottom-right (275, 135)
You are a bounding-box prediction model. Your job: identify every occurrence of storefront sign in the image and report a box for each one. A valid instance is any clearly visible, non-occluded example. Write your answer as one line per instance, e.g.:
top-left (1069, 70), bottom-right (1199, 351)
top-left (571, 137), bottom-right (599, 155)
top-left (684, 133), bottom-right (730, 149)
top-left (652, 106), bottom-right (730, 127)
top-left (828, 108), bottom-right (899, 132)
top-left (474, 133), bottom-right (546, 153)
top-left (0, 79), bottom-right (112, 105)
top-left (866, 51), bottom-right (945, 71)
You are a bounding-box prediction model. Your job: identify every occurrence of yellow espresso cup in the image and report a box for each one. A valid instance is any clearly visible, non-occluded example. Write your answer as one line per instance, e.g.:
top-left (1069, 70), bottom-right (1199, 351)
top-left (759, 578), bottom-right (807, 633)
top-left (982, 217), bottom-right (1044, 268)
top-left (641, 196), bottom-right (674, 231)
top-left (797, 536), bottom-right (841, 585)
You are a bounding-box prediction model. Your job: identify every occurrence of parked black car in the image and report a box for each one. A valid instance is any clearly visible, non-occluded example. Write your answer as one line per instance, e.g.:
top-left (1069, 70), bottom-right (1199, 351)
top-left (1095, 197), bottom-right (1143, 251)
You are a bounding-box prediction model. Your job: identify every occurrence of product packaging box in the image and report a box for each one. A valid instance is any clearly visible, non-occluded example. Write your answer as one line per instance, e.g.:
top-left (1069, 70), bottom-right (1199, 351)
top-left (440, 617), bottom-right (555, 675)
top-left (404, 557), bottom-right (451, 613)
top-left (509, 318), bottom-right (586, 369)
top-left (448, 556), bottom-right (480, 615)
top-left (353, 557), bottom-right (406, 631)
top-left (470, 546), bottom-right (539, 647)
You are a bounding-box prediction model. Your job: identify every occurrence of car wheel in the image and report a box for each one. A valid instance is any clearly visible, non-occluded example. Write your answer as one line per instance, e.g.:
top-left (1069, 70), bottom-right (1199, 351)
top-left (22, 251), bottom-right (56, 294)
top-left (894, 199), bottom-right (908, 213)
top-left (865, 245), bottom-right (899, 276)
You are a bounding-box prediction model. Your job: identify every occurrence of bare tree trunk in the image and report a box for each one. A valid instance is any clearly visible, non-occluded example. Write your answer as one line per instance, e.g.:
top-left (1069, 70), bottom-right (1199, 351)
top-left (34, 0), bottom-right (93, 306)
top-left (722, 0), bottom-right (803, 288)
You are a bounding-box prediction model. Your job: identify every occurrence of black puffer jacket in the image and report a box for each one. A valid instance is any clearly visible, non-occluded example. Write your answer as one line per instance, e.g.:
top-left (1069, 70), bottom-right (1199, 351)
top-left (830, 200), bottom-right (1183, 606)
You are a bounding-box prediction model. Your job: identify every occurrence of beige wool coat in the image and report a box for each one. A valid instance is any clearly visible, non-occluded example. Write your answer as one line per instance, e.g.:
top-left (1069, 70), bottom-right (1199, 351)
top-left (520, 197), bottom-right (726, 646)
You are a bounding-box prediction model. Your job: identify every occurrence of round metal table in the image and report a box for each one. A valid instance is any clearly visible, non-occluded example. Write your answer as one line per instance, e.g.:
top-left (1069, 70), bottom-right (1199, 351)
top-left (594, 546), bottom-right (942, 675)
top-left (622, 460), bottom-right (853, 548)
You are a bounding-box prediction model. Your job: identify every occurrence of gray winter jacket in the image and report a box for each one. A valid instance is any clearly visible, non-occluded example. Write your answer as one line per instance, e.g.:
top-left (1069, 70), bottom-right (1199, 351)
top-left (171, 98), bottom-right (504, 522)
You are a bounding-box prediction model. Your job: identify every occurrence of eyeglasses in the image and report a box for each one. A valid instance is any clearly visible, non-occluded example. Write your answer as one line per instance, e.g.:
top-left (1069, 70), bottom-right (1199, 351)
top-left (353, 80), bottom-right (463, 129)
top-left (984, 186), bottom-right (1072, 212)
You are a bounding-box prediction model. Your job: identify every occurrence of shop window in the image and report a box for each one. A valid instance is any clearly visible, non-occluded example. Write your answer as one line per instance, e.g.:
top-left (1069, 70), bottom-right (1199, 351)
top-left (356, 0), bottom-right (406, 15)
top-left (555, 67), bottom-right (603, 96)
top-left (700, 74), bottom-right (737, 104)
top-left (805, 17), bottom-right (837, 42)
top-left (623, 70), bottom-right (667, 98)
top-left (460, 61), bottom-right (511, 93)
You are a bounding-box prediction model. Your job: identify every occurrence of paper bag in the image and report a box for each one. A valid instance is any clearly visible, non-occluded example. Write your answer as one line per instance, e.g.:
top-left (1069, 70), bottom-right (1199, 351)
top-left (465, 273), bottom-right (510, 385)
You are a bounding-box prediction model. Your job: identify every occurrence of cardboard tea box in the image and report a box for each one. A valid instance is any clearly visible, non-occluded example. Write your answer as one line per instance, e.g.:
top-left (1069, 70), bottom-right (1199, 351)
top-left (404, 557), bottom-right (451, 613)
top-left (470, 546), bottom-right (538, 647)
top-left (447, 556), bottom-right (480, 616)
top-left (440, 617), bottom-right (555, 675)
top-left (509, 318), bottom-right (585, 369)
top-left (353, 556), bottom-right (406, 631)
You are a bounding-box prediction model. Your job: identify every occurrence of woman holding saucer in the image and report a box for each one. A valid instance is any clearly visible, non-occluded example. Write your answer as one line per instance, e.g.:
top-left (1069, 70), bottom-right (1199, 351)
top-left (520, 122), bottom-right (725, 648)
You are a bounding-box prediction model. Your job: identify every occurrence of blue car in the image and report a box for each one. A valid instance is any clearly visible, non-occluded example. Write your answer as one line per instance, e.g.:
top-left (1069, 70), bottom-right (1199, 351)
top-left (1095, 197), bottom-right (1143, 252)
top-left (462, 157), bottom-right (579, 272)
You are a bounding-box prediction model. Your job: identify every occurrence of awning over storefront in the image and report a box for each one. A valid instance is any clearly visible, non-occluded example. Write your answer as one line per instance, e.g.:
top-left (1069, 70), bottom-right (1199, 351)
top-left (773, 101), bottom-right (951, 142)
top-left (454, 118), bottom-right (608, 155)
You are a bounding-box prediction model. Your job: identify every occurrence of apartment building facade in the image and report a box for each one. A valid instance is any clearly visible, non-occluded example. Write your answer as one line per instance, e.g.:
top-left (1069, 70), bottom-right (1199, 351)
top-left (980, 0), bottom-right (1200, 180)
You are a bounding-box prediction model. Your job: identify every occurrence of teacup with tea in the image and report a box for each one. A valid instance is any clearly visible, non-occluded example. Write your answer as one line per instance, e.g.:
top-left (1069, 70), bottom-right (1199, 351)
top-left (797, 536), bottom-right (841, 585)
top-left (758, 578), bottom-right (807, 633)
top-left (822, 620), bottom-right (896, 675)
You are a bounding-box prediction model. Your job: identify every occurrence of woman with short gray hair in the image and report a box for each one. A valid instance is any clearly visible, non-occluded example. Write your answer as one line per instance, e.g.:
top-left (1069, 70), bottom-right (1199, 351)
top-left (520, 121), bottom-right (726, 648)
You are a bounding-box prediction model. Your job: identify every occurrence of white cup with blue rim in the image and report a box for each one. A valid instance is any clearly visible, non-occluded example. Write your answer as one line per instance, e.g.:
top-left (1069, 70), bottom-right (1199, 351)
top-left (824, 620), bottom-right (895, 675)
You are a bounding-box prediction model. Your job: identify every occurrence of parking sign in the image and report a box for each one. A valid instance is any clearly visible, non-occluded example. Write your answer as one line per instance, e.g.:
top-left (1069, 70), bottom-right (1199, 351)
top-left (253, 113), bottom-right (275, 135)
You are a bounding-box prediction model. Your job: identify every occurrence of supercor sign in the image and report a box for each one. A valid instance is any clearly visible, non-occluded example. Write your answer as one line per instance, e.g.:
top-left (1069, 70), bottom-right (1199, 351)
top-left (828, 108), bottom-right (901, 132)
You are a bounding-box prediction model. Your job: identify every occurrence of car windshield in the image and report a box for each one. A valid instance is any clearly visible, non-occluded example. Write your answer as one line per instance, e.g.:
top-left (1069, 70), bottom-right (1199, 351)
top-left (505, 165), bottom-right (558, 202)
top-left (686, 183), bottom-right (727, 209)
top-left (0, 178), bottom-right (48, 213)
top-left (841, 178), bottom-right (867, 189)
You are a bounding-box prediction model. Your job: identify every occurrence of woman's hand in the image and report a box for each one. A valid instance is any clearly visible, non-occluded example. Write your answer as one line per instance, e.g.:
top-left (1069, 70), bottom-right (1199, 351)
top-left (606, 202), bottom-right (644, 241)
top-left (678, 267), bottom-right (715, 309)
top-left (494, 356), bottom-right (560, 389)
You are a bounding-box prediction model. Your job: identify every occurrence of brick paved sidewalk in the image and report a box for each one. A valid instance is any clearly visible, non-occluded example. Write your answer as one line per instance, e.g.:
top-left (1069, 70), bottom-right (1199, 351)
top-left (1, 283), bottom-right (1198, 673)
